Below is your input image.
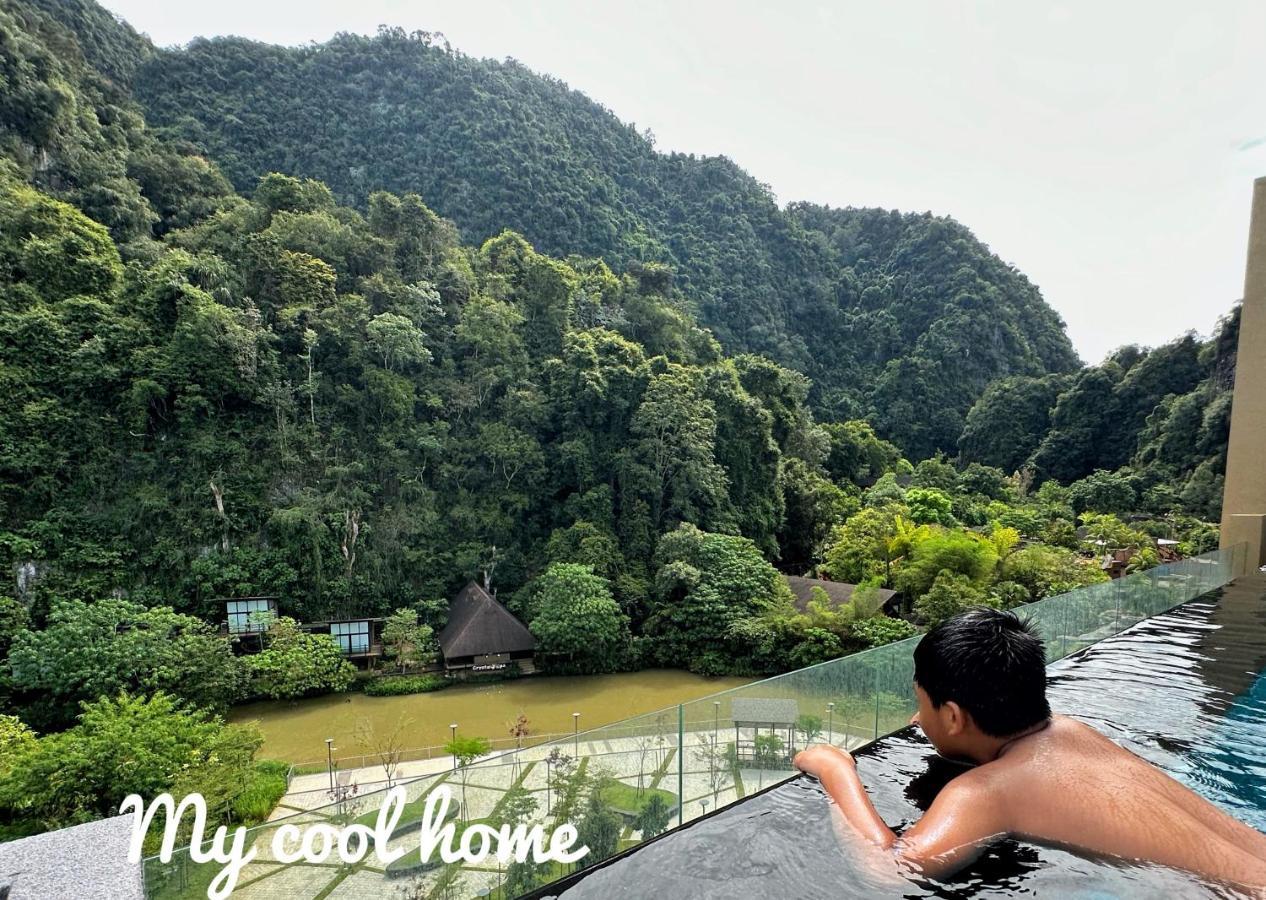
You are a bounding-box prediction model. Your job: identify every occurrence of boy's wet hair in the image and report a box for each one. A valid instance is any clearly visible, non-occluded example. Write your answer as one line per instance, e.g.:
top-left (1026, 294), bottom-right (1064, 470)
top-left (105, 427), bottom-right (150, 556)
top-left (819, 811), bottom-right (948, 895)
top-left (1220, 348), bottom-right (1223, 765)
top-left (914, 607), bottom-right (1051, 737)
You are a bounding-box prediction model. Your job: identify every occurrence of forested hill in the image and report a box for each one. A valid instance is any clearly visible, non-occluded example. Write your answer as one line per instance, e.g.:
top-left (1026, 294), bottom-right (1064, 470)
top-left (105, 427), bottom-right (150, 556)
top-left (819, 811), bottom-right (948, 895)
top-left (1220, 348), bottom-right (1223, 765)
top-left (0, 0), bottom-right (1237, 698)
top-left (119, 25), bottom-right (1080, 456)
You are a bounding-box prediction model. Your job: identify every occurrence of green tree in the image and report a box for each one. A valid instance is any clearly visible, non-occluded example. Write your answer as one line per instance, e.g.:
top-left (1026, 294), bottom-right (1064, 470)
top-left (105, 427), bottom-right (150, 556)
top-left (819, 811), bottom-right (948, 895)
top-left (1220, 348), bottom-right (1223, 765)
top-left (629, 367), bottom-right (728, 532)
top-left (528, 564), bottom-right (629, 673)
top-left (645, 525), bottom-right (790, 674)
top-left (863, 472), bottom-right (906, 508)
top-left (1029, 367), bottom-right (1121, 483)
top-left (1079, 512), bottom-right (1150, 549)
top-left (821, 504), bottom-right (909, 584)
top-left (380, 608), bottom-right (436, 673)
top-left (821, 420), bottom-right (903, 487)
top-left (752, 733), bottom-right (785, 769)
top-left (0, 180), bottom-right (123, 301)
top-left (795, 713), bottom-right (823, 745)
top-left (245, 617), bottom-right (356, 700)
top-left (443, 734), bottom-right (491, 822)
top-left (494, 785), bottom-right (539, 829)
top-left (632, 792), bottom-right (672, 839)
top-left (0, 693), bottom-right (262, 833)
top-left (576, 790), bottom-right (622, 867)
top-left (957, 463), bottom-right (1012, 501)
top-left (366, 312), bottom-right (431, 372)
top-left (8, 598), bottom-right (245, 728)
top-left (0, 716), bottom-right (35, 775)
top-left (1067, 469), bottom-right (1139, 516)
top-left (914, 571), bottom-right (991, 627)
top-left (0, 596), bottom-right (29, 657)
top-left (958, 375), bottom-right (1069, 472)
top-left (905, 488), bottom-right (957, 526)
top-left (999, 545), bottom-right (1108, 600)
top-left (895, 528), bottom-right (999, 601)
top-left (851, 615), bottom-right (918, 648)
top-left (777, 458), bottom-right (859, 573)
top-left (912, 456), bottom-right (958, 491)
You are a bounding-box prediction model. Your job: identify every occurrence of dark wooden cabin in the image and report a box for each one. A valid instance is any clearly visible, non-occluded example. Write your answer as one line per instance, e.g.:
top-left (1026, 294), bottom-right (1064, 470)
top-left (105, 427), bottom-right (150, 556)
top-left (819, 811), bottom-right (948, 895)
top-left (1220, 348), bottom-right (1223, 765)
top-left (438, 581), bottom-right (537, 675)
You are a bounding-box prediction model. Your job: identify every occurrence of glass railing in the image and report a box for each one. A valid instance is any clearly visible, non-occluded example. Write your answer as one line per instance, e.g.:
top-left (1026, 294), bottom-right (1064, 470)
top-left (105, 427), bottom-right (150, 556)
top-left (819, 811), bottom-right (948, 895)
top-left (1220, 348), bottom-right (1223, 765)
top-left (142, 544), bottom-right (1243, 900)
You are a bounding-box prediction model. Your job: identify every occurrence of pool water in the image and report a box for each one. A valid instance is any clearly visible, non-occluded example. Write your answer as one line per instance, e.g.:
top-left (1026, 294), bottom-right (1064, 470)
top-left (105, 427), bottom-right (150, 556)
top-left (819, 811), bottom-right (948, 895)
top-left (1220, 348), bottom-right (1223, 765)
top-left (1188, 666), bottom-right (1266, 834)
top-left (544, 576), bottom-right (1266, 899)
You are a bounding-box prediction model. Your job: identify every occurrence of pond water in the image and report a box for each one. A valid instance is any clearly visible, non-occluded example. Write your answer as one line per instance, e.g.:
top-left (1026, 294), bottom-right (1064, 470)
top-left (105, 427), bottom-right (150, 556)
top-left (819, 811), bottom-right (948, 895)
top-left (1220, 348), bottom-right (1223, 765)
top-left (229, 668), bottom-right (750, 764)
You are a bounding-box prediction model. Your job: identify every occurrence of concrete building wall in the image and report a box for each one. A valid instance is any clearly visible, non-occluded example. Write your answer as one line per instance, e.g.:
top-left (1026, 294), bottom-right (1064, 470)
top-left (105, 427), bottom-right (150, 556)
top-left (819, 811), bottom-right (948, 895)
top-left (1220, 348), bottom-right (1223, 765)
top-left (1220, 177), bottom-right (1266, 573)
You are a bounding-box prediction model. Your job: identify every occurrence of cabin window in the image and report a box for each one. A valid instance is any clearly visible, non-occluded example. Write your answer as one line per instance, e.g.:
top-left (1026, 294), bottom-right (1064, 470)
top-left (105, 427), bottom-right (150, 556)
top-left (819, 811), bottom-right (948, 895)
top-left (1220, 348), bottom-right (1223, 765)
top-left (227, 599), bottom-right (274, 634)
top-left (330, 620), bottom-right (371, 654)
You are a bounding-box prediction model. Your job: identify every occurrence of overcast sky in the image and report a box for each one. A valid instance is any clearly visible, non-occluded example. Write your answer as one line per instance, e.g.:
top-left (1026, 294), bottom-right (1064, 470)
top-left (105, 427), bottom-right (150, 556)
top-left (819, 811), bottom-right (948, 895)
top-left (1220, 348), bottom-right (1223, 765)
top-left (101, 0), bottom-right (1266, 364)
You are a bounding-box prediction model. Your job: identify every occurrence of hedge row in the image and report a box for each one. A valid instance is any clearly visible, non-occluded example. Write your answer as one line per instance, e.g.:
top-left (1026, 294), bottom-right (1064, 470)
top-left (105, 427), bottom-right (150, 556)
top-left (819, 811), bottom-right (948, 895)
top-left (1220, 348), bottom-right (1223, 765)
top-left (362, 674), bottom-right (450, 696)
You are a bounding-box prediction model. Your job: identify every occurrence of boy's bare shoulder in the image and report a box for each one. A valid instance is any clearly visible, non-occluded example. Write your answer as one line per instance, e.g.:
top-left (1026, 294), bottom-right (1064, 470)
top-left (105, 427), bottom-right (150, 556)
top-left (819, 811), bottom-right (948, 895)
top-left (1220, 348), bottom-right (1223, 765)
top-left (960, 716), bottom-right (1112, 783)
top-left (1016, 714), bottom-right (1114, 750)
top-left (1047, 713), bottom-right (1100, 736)
top-left (1040, 714), bottom-right (1129, 756)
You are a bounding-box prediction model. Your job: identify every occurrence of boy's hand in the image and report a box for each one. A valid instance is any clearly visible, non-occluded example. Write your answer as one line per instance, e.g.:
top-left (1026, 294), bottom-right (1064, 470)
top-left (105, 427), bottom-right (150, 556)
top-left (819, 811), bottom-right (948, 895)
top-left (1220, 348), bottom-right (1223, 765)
top-left (793, 743), bottom-right (855, 778)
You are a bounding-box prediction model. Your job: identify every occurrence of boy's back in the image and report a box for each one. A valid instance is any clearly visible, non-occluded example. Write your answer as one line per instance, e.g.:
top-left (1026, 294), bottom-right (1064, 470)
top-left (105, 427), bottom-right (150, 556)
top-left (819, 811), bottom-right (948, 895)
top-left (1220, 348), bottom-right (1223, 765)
top-left (933, 714), bottom-right (1266, 888)
top-left (794, 608), bottom-right (1266, 893)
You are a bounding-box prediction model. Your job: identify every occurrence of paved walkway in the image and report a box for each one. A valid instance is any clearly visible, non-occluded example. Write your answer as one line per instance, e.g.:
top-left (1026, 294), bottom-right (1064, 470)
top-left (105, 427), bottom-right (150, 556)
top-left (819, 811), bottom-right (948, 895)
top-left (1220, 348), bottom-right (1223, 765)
top-left (213, 728), bottom-right (867, 899)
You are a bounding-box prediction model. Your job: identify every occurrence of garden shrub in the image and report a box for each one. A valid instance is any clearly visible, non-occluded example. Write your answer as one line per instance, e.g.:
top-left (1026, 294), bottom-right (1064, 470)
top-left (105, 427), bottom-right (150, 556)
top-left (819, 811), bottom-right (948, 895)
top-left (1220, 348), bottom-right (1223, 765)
top-left (363, 674), bottom-right (449, 696)
top-left (232, 759), bottom-right (289, 824)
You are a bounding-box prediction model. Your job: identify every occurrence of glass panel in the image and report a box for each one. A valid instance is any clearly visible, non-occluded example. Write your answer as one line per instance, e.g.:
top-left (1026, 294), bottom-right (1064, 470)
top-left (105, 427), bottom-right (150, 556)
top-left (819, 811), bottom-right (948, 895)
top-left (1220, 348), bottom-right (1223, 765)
top-left (1016, 592), bottom-right (1068, 662)
top-left (330, 620), bottom-right (371, 654)
top-left (147, 547), bottom-right (1241, 899)
top-left (226, 598), bottom-right (272, 634)
top-left (1061, 580), bottom-right (1115, 658)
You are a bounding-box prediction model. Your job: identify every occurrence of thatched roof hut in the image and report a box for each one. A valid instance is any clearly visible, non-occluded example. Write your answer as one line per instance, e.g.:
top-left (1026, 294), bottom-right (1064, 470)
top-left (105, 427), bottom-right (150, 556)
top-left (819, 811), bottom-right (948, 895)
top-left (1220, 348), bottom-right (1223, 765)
top-left (438, 581), bottom-right (536, 671)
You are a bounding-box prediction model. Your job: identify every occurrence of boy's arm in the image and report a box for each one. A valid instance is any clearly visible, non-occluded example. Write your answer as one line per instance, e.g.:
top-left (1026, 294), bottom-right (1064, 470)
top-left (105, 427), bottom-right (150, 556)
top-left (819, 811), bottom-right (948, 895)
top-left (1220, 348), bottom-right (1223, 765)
top-left (795, 745), bottom-right (1007, 878)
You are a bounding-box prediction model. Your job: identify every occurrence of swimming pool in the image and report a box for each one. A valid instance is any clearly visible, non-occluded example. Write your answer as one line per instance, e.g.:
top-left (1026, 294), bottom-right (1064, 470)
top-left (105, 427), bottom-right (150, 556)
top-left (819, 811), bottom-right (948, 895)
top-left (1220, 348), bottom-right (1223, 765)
top-left (541, 575), bottom-right (1266, 899)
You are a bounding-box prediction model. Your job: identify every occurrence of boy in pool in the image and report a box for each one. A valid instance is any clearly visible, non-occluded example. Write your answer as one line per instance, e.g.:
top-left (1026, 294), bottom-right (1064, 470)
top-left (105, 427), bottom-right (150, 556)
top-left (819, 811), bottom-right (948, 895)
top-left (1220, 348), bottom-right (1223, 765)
top-left (793, 607), bottom-right (1266, 891)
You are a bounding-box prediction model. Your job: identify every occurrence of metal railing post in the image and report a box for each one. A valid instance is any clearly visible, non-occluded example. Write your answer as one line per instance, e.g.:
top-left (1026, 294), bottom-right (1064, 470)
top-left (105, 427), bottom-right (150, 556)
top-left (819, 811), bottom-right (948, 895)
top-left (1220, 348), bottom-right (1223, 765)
top-left (873, 657), bottom-right (881, 741)
top-left (1114, 572), bottom-right (1123, 632)
top-left (677, 704), bottom-right (684, 825)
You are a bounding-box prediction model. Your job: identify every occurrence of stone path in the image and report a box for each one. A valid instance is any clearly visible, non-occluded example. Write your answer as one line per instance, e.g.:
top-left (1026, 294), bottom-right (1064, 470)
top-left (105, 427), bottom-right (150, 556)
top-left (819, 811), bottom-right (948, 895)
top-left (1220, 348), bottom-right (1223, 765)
top-left (173, 729), bottom-right (865, 900)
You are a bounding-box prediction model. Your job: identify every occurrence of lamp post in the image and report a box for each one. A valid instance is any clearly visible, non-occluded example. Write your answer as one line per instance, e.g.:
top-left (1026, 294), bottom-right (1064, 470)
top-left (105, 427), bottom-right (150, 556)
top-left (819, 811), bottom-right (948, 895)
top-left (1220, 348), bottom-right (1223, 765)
top-left (700, 798), bottom-right (709, 818)
top-left (546, 755), bottom-right (552, 814)
top-left (573, 712), bottom-right (580, 756)
top-left (325, 738), bottom-right (335, 793)
top-left (827, 702), bottom-right (835, 746)
top-left (713, 700), bottom-right (720, 737)
top-left (450, 723), bottom-right (458, 771)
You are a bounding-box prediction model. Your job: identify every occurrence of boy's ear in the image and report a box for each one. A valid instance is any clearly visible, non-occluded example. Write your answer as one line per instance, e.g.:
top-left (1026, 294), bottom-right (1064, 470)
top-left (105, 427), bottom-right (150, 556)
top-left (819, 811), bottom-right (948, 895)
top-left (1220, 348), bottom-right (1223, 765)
top-left (942, 700), bottom-right (968, 736)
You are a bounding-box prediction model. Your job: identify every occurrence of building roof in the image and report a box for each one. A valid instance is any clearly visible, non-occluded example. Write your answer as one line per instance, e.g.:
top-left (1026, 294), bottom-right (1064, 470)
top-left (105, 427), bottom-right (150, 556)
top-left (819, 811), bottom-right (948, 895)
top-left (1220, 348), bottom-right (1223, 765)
top-left (305, 617), bottom-right (385, 626)
top-left (783, 575), bottom-right (897, 613)
top-left (438, 581), bottom-right (536, 659)
top-left (731, 697), bottom-right (800, 725)
top-left (0, 814), bottom-right (143, 899)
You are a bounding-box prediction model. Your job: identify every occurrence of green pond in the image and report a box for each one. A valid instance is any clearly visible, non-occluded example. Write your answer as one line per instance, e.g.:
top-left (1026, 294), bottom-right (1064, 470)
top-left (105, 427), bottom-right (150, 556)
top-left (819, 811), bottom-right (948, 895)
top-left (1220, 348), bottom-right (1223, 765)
top-left (229, 669), bottom-right (750, 765)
